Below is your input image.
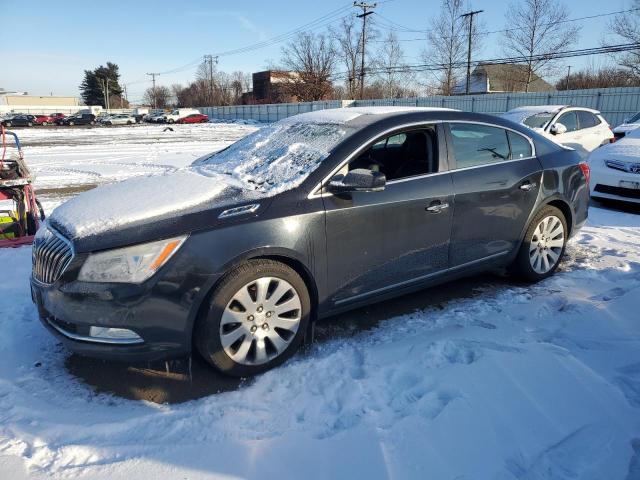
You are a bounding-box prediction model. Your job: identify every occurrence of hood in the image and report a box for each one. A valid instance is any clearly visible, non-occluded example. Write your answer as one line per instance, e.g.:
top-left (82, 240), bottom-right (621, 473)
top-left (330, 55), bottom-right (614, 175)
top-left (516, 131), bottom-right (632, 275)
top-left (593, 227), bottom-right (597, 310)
top-left (49, 168), bottom-right (265, 251)
top-left (612, 123), bottom-right (640, 134)
top-left (588, 136), bottom-right (640, 164)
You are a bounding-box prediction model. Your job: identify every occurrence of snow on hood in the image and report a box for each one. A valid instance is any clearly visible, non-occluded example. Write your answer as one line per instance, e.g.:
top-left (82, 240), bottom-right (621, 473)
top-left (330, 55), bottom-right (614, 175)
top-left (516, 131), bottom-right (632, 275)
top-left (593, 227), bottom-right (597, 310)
top-left (49, 169), bottom-right (247, 240)
top-left (588, 134), bottom-right (640, 164)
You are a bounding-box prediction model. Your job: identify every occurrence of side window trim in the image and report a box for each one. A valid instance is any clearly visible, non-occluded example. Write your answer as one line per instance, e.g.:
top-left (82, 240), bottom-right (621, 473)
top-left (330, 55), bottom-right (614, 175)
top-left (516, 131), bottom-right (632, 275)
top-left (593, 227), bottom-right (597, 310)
top-left (444, 121), bottom-right (536, 171)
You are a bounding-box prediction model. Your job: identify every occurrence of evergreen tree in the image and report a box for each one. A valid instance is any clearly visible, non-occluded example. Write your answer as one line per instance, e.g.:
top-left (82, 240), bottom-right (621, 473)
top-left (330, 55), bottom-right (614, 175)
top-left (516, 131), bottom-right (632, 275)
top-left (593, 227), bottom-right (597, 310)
top-left (79, 62), bottom-right (124, 107)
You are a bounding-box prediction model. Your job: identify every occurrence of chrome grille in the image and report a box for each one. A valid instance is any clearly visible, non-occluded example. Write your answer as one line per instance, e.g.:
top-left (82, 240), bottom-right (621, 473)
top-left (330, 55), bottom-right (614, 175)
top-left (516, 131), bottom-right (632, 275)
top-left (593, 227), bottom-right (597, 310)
top-left (32, 228), bottom-right (74, 284)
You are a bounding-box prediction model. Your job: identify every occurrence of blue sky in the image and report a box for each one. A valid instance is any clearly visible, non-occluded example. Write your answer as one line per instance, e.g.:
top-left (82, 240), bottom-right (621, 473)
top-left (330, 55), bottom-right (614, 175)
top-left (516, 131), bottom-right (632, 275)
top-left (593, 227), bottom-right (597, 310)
top-left (0, 0), bottom-right (631, 101)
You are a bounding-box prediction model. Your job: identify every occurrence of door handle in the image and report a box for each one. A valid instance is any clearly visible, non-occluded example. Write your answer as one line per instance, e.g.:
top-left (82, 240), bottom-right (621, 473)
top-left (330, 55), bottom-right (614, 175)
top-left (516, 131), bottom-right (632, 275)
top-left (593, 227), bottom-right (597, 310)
top-left (520, 182), bottom-right (537, 192)
top-left (426, 201), bottom-right (449, 213)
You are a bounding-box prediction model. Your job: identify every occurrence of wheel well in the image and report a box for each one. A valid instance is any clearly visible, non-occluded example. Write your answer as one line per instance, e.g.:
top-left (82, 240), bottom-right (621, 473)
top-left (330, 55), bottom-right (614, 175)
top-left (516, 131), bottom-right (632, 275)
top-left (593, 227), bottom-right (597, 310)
top-left (546, 199), bottom-right (573, 236)
top-left (190, 254), bottom-right (319, 349)
top-left (260, 255), bottom-right (319, 314)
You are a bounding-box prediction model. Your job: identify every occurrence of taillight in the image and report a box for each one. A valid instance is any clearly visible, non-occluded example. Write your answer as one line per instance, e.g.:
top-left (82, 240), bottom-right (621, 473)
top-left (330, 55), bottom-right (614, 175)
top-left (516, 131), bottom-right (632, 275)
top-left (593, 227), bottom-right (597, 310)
top-left (579, 161), bottom-right (590, 184)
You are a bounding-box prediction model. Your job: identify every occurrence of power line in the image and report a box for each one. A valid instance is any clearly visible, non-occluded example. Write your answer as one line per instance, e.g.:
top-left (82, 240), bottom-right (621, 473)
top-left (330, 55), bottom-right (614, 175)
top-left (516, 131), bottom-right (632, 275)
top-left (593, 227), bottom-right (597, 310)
top-left (146, 73), bottom-right (159, 108)
top-left (329, 43), bottom-right (640, 80)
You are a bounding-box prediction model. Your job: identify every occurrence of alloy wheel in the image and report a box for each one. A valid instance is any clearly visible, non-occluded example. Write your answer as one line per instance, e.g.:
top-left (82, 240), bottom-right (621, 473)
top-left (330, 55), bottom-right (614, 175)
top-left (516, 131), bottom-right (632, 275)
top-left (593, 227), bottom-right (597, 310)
top-left (219, 277), bottom-right (302, 366)
top-left (529, 215), bottom-right (565, 274)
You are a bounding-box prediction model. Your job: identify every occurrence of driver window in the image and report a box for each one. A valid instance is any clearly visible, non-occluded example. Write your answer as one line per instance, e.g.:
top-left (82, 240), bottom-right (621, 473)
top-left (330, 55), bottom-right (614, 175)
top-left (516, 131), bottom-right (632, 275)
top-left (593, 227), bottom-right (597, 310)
top-left (349, 127), bottom-right (438, 181)
top-left (557, 112), bottom-right (578, 132)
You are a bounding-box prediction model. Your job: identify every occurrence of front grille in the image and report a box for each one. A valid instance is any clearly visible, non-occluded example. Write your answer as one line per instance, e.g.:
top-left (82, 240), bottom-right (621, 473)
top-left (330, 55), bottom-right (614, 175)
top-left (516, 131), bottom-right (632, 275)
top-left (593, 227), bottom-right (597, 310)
top-left (594, 184), bottom-right (640, 199)
top-left (32, 228), bottom-right (74, 284)
top-left (605, 159), bottom-right (640, 174)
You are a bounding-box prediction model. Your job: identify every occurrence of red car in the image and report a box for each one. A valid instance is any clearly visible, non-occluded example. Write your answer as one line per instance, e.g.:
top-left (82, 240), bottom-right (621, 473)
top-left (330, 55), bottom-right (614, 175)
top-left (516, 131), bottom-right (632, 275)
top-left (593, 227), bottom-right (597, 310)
top-left (177, 113), bottom-right (208, 124)
top-left (34, 115), bottom-right (55, 125)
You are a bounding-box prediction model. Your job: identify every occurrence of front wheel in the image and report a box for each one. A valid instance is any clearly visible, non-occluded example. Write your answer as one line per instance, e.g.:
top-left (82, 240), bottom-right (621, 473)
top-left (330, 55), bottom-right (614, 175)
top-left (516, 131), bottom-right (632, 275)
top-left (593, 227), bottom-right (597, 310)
top-left (5, 121), bottom-right (11, 127)
top-left (511, 205), bottom-right (568, 282)
top-left (68, 121), bottom-right (74, 126)
top-left (195, 259), bottom-right (310, 377)
top-left (167, 119), bottom-right (174, 124)
top-left (41, 121), bottom-right (48, 126)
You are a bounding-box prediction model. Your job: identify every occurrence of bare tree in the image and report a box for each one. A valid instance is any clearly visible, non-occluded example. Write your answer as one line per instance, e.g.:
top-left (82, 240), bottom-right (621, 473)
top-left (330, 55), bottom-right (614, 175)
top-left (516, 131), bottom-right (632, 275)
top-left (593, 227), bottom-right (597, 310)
top-left (608, 1), bottom-right (640, 76)
top-left (422, 0), bottom-right (470, 95)
top-left (142, 85), bottom-right (171, 108)
top-left (280, 32), bottom-right (337, 101)
top-left (502, 0), bottom-right (580, 92)
top-left (374, 32), bottom-right (415, 98)
top-left (556, 66), bottom-right (640, 90)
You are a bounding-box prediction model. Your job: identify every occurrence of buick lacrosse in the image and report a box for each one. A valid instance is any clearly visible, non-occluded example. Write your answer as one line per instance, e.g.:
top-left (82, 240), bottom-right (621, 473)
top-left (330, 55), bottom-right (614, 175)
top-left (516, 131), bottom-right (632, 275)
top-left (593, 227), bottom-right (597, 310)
top-left (31, 107), bottom-right (590, 376)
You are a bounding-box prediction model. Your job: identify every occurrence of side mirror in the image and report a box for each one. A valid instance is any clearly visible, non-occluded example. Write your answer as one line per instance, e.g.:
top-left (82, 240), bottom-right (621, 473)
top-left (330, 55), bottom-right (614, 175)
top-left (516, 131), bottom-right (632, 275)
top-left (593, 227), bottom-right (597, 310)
top-left (550, 122), bottom-right (567, 135)
top-left (328, 168), bottom-right (386, 194)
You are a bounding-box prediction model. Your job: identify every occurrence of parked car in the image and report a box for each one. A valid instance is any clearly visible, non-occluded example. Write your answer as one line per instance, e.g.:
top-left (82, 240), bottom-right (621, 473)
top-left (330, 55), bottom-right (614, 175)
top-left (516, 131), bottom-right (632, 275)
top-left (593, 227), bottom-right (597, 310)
top-left (32, 107), bottom-right (589, 376)
top-left (101, 114), bottom-right (136, 126)
top-left (162, 108), bottom-right (201, 124)
top-left (502, 105), bottom-right (613, 158)
top-left (60, 114), bottom-right (96, 126)
top-left (177, 113), bottom-right (209, 124)
top-left (34, 115), bottom-right (55, 126)
top-left (1, 115), bottom-right (37, 127)
top-left (612, 111), bottom-right (640, 140)
top-left (53, 114), bottom-right (69, 126)
top-left (588, 126), bottom-right (640, 204)
top-left (145, 112), bottom-right (167, 123)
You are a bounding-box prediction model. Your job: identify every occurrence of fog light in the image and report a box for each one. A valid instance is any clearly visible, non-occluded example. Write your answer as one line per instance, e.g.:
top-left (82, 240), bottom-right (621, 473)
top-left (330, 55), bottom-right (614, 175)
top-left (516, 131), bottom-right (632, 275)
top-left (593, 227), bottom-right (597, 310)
top-left (89, 326), bottom-right (142, 342)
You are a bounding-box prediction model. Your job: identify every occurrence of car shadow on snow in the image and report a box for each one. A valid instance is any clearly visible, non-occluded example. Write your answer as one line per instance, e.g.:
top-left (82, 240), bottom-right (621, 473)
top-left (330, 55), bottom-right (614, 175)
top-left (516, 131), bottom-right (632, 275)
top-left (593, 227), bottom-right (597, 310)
top-left (65, 272), bottom-right (516, 404)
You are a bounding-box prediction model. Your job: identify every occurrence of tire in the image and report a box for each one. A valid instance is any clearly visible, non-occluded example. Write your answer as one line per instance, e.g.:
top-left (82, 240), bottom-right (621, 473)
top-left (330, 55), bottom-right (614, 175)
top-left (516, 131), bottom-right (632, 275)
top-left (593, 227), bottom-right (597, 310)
top-left (69, 121), bottom-right (74, 126)
top-left (195, 259), bottom-right (311, 377)
top-left (511, 205), bottom-right (568, 282)
top-left (5, 121), bottom-right (11, 127)
top-left (27, 122), bottom-right (33, 127)
top-left (127, 121), bottom-right (132, 125)
top-left (168, 119), bottom-right (175, 124)
top-left (42, 121), bottom-right (48, 126)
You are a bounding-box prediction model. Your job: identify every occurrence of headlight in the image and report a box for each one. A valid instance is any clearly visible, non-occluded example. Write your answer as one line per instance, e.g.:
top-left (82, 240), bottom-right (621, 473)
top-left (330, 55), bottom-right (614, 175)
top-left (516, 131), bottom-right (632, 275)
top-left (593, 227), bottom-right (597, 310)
top-left (78, 235), bottom-right (187, 283)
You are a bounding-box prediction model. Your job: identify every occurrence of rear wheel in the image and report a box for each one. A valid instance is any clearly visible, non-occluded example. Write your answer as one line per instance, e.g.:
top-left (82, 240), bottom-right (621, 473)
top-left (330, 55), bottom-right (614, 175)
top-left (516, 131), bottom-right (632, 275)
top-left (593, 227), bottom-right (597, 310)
top-left (511, 205), bottom-right (567, 282)
top-left (5, 121), bottom-right (11, 127)
top-left (41, 121), bottom-right (48, 126)
top-left (195, 259), bottom-right (310, 377)
top-left (68, 121), bottom-right (74, 126)
top-left (168, 119), bottom-right (175, 124)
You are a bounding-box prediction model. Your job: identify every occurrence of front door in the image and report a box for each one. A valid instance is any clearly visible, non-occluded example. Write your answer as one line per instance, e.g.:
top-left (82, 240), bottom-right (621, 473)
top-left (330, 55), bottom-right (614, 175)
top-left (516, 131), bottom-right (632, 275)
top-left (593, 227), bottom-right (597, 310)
top-left (323, 124), bottom-right (454, 305)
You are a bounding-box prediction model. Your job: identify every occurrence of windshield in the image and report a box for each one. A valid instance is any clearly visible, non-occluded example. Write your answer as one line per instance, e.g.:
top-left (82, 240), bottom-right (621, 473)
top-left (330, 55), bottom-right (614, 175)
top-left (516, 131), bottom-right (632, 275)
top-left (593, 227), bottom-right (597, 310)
top-left (194, 121), bottom-right (354, 194)
top-left (523, 113), bottom-right (554, 129)
top-left (627, 112), bottom-right (640, 123)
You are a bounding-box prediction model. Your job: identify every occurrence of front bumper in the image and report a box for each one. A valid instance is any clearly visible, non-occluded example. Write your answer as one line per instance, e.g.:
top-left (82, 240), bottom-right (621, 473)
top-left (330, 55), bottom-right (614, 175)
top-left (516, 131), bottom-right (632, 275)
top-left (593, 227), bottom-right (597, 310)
top-left (590, 162), bottom-right (640, 204)
top-left (30, 239), bottom-right (218, 362)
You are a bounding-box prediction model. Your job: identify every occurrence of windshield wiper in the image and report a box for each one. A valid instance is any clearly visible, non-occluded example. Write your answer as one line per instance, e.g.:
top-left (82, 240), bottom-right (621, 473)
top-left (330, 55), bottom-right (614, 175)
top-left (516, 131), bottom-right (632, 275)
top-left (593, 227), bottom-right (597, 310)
top-left (478, 147), bottom-right (507, 159)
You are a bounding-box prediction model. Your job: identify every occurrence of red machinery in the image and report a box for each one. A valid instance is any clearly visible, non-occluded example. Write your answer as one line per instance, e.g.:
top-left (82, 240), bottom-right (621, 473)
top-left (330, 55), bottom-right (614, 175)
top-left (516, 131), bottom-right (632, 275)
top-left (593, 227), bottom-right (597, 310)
top-left (0, 125), bottom-right (44, 247)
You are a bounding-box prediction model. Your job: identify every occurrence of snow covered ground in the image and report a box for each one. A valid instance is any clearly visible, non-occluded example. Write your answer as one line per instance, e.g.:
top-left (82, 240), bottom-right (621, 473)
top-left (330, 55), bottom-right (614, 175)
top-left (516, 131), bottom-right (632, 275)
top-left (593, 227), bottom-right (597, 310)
top-left (1, 124), bottom-right (640, 479)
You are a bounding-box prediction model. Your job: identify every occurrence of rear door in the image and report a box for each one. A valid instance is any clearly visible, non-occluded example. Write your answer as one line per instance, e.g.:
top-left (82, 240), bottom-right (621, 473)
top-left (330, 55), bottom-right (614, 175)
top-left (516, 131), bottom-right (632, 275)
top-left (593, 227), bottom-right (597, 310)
top-left (446, 122), bottom-right (542, 267)
top-left (323, 124), bottom-right (454, 305)
top-left (576, 110), bottom-right (609, 151)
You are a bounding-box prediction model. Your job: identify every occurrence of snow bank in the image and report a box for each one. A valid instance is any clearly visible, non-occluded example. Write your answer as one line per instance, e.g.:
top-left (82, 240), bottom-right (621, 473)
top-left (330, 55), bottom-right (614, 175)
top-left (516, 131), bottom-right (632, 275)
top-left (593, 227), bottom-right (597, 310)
top-left (1, 206), bottom-right (640, 479)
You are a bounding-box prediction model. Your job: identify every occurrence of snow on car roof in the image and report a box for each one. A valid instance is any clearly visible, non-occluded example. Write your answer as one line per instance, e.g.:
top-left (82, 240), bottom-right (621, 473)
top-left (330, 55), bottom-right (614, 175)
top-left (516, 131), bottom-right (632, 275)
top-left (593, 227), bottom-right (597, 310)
top-left (280, 106), bottom-right (457, 125)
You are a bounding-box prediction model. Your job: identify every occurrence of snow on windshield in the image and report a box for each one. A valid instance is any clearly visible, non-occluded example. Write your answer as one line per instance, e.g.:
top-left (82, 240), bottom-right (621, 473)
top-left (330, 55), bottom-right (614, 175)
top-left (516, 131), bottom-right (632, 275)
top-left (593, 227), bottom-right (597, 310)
top-left (194, 121), bottom-right (354, 194)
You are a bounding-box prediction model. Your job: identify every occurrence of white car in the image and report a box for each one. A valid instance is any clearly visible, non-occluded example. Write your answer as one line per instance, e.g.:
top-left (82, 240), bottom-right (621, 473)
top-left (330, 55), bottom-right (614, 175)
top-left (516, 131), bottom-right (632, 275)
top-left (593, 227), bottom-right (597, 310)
top-left (588, 127), bottom-right (640, 204)
top-left (162, 108), bottom-right (201, 124)
top-left (612, 111), bottom-right (640, 140)
top-left (502, 105), bottom-right (613, 159)
top-left (102, 114), bottom-right (136, 126)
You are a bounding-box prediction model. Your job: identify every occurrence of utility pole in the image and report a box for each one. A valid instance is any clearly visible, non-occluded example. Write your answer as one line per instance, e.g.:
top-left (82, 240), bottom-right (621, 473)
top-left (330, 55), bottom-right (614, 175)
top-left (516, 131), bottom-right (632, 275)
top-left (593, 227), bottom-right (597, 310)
top-left (461, 9), bottom-right (483, 95)
top-left (203, 55), bottom-right (218, 105)
top-left (354, 1), bottom-right (376, 100)
top-left (565, 65), bottom-right (572, 90)
top-left (146, 72), bottom-right (159, 109)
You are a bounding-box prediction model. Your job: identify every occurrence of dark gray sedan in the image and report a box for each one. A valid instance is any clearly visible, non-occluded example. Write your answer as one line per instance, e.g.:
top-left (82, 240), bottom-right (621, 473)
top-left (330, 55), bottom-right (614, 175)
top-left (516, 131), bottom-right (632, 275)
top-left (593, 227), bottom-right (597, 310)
top-left (31, 107), bottom-right (590, 376)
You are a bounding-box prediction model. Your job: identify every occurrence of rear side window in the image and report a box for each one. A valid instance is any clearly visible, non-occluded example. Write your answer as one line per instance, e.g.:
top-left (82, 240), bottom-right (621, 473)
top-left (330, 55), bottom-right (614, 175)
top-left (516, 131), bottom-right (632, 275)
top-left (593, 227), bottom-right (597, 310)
top-left (577, 111), bottom-right (600, 129)
top-left (508, 131), bottom-right (532, 159)
top-left (449, 123), bottom-right (510, 168)
top-left (557, 112), bottom-right (578, 132)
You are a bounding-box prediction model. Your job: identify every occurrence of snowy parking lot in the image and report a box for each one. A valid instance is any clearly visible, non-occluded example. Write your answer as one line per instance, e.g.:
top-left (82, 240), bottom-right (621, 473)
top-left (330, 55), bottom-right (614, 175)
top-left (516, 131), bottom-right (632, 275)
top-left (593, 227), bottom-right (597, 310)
top-left (1, 123), bottom-right (640, 479)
